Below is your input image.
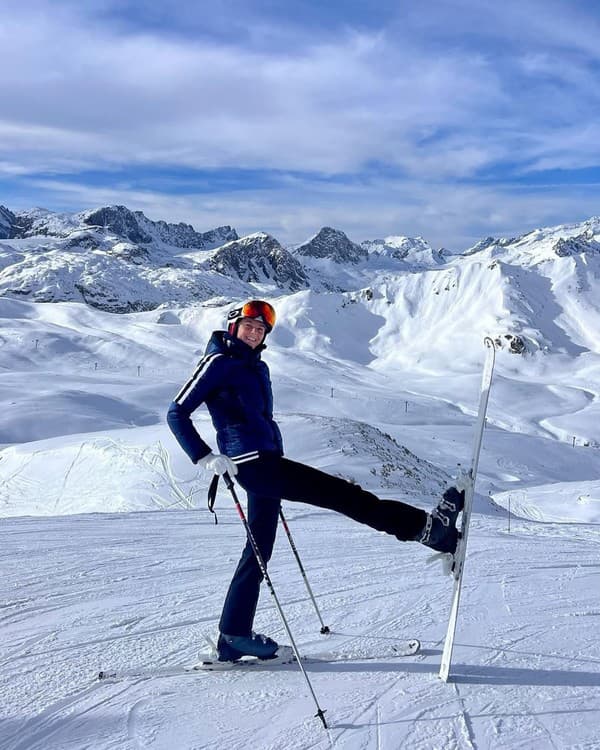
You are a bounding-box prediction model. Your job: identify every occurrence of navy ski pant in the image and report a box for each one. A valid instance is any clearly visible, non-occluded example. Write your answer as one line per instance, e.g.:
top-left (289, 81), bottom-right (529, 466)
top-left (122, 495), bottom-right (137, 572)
top-left (218, 454), bottom-right (426, 636)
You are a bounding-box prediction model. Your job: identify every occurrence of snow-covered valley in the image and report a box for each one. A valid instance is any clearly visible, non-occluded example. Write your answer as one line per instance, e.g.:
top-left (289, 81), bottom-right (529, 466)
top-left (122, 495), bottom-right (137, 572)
top-left (1, 208), bottom-right (600, 749)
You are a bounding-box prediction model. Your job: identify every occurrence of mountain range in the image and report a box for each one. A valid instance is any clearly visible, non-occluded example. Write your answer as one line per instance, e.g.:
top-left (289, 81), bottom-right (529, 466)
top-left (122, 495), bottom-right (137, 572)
top-left (1, 203), bottom-right (600, 361)
top-left (1, 205), bottom-right (448, 309)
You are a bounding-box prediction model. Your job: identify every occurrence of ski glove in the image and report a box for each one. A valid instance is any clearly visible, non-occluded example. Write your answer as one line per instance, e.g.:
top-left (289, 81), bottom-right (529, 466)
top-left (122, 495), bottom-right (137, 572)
top-left (198, 452), bottom-right (238, 477)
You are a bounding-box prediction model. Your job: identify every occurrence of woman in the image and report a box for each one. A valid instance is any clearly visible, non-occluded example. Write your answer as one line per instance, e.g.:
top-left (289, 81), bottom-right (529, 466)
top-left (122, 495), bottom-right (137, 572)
top-left (167, 300), bottom-right (463, 662)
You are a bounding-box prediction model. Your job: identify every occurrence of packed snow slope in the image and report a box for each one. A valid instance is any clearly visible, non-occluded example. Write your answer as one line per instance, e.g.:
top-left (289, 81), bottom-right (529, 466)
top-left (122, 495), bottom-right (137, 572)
top-left (1, 210), bottom-right (600, 749)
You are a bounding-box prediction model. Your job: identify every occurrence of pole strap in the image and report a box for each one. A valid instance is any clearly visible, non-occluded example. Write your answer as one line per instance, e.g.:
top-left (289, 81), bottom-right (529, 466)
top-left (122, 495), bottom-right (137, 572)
top-left (207, 474), bottom-right (219, 524)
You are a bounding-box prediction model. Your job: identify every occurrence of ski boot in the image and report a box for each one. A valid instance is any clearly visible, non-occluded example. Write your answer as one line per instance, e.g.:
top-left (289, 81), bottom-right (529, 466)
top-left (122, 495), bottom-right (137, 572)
top-left (217, 632), bottom-right (280, 662)
top-left (418, 486), bottom-right (465, 554)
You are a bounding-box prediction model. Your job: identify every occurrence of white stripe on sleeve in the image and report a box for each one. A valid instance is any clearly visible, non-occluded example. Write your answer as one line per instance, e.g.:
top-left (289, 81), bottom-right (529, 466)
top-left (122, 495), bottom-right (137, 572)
top-left (174, 353), bottom-right (223, 405)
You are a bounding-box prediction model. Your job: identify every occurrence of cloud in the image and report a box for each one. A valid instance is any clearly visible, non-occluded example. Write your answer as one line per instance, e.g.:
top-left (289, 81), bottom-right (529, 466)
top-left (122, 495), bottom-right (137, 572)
top-left (0, 3), bottom-right (513, 177)
top-left (2, 0), bottom-right (600, 249)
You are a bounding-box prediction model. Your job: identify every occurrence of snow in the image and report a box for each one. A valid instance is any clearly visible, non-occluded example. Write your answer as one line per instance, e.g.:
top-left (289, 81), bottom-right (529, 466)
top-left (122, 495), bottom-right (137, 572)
top-left (2, 511), bottom-right (600, 749)
top-left (2, 214), bottom-right (600, 748)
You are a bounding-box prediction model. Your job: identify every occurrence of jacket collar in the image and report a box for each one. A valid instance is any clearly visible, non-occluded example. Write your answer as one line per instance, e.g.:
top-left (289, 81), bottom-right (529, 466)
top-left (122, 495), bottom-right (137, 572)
top-left (205, 330), bottom-right (265, 361)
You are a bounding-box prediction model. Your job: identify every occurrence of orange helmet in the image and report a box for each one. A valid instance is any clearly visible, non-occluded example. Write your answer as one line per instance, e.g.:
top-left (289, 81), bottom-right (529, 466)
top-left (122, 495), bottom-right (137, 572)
top-left (227, 299), bottom-right (277, 336)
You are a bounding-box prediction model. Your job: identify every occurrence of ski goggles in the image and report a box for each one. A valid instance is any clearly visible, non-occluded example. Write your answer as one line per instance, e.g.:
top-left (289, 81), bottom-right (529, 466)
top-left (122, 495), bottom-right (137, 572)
top-left (228, 300), bottom-right (277, 331)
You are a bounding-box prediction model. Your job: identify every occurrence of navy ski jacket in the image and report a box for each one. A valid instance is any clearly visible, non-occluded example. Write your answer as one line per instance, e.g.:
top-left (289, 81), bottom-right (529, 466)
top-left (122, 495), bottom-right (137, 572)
top-left (167, 331), bottom-right (284, 463)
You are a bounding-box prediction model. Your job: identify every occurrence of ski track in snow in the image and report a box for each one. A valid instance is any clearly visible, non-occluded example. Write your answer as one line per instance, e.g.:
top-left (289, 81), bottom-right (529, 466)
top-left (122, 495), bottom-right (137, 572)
top-left (2, 511), bottom-right (600, 749)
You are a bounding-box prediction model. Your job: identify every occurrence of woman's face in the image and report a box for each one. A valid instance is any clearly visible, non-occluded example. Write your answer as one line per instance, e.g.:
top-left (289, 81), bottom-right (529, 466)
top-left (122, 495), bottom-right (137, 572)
top-left (236, 318), bottom-right (267, 349)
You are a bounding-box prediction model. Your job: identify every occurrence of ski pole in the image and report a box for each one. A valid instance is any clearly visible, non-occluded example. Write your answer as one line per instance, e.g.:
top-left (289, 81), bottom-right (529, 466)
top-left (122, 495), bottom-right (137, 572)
top-left (222, 472), bottom-right (328, 729)
top-left (278, 509), bottom-right (330, 634)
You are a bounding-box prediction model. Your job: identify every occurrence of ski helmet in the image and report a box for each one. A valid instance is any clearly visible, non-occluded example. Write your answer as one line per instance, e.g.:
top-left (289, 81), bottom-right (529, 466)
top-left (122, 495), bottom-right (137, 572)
top-left (227, 299), bottom-right (277, 337)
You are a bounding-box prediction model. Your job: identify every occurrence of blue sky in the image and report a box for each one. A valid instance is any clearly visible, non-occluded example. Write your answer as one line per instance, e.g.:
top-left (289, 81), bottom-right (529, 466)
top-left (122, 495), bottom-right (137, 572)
top-left (2, 0), bottom-right (600, 250)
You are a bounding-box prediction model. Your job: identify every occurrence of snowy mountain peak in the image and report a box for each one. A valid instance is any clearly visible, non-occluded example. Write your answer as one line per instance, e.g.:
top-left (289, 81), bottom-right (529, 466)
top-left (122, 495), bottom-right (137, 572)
top-left (463, 236), bottom-right (500, 255)
top-left (81, 206), bottom-right (239, 251)
top-left (81, 205), bottom-right (152, 244)
top-left (362, 235), bottom-right (446, 265)
top-left (294, 227), bottom-right (367, 264)
top-left (209, 232), bottom-right (309, 291)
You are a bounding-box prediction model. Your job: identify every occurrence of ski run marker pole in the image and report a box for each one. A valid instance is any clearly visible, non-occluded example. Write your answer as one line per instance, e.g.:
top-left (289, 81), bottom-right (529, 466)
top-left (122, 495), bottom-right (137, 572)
top-left (223, 472), bottom-right (328, 729)
top-left (278, 508), bottom-right (330, 634)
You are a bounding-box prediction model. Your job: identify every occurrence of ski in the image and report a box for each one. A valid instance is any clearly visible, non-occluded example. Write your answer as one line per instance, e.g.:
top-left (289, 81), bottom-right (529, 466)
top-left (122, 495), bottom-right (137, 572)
top-left (98, 639), bottom-right (420, 682)
top-left (439, 337), bottom-right (496, 683)
top-left (328, 638), bottom-right (420, 661)
top-left (98, 647), bottom-right (296, 680)
top-left (186, 644), bottom-right (297, 671)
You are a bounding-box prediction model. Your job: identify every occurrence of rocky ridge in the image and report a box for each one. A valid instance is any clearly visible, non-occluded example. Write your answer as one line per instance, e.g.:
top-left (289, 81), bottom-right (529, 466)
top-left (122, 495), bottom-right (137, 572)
top-left (293, 226), bottom-right (367, 264)
top-left (210, 233), bottom-right (308, 292)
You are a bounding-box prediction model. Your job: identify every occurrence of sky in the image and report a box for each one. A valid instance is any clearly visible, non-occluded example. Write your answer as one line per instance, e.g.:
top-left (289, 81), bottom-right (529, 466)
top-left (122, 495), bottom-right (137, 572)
top-left (2, 0), bottom-right (600, 250)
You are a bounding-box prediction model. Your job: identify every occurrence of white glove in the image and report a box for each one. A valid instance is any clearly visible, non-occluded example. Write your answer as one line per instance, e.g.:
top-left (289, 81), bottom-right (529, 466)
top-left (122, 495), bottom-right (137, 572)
top-left (198, 452), bottom-right (238, 476)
